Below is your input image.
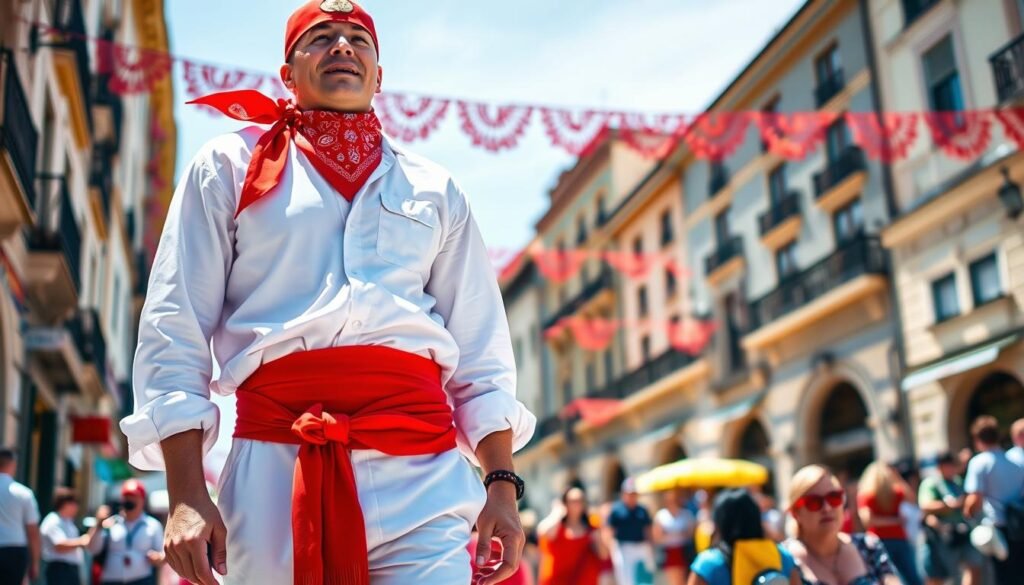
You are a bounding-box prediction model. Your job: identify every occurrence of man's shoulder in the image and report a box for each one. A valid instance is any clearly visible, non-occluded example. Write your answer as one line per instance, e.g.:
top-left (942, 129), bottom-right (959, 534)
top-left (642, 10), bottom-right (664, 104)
top-left (388, 141), bottom-right (465, 199)
top-left (6, 478), bottom-right (35, 500)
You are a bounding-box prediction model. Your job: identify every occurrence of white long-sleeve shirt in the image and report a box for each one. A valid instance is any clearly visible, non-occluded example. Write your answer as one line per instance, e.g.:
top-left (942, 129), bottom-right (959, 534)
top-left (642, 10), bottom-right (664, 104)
top-left (121, 129), bottom-right (535, 469)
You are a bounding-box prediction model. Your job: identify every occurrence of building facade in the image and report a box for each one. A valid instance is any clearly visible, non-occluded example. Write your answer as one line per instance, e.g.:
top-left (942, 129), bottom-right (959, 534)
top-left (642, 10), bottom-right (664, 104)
top-left (0, 0), bottom-right (174, 512)
top-left (869, 0), bottom-right (1024, 457)
top-left (508, 0), bottom-right (1024, 509)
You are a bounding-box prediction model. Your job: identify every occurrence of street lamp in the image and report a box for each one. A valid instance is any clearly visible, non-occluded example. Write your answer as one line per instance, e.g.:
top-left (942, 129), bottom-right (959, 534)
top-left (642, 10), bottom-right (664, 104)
top-left (998, 167), bottom-right (1023, 219)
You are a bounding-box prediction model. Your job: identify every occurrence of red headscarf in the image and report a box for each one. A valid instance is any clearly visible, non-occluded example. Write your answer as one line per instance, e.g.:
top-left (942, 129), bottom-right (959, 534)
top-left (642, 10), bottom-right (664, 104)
top-left (188, 0), bottom-right (384, 217)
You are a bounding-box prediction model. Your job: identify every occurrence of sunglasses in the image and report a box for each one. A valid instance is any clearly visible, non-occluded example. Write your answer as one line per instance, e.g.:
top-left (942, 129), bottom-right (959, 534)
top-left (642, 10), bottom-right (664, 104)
top-left (794, 490), bottom-right (844, 512)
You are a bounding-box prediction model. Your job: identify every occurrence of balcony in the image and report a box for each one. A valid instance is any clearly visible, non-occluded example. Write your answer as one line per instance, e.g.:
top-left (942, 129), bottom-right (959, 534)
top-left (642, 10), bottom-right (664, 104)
top-left (543, 267), bottom-right (614, 329)
top-left (902, 0), bottom-right (940, 29)
top-left (814, 69), bottom-right (845, 108)
top-left (25, 177), bottom-right (82, 321)
top-left (0, 49), bottom-right (38, 237)
top-left (704, 236), bottom-right (745, 287)
top-left (990, 33), bottom-right (1024, 105)
top-left (589, 349), bottom-right (697, 401)
top-left (743, 236), bottom-right (889, 360)
top-left (813, 146), bottom-right (867, 213)
top-left (49, 0), bottom-right (93, 147)
top-left (758, 191), bottom-right (802, 250)
top-left (67, 309), bottom-right (110, 399)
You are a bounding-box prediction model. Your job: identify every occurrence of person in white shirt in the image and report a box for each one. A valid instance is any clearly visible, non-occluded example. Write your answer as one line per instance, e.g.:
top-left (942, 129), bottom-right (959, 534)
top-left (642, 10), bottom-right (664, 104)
top-left (89, 480), bottom-right (165, 585)
top-left (0, 447), bottom-right (40, 585)
top-left (1008, 418), bottom-right (1024, 467)
top-left (652, 489), bottom-right (695, 585)
top-left (119, 2), bottom-right (534, 585)
top-left (39, 488), bottom-right (108, 585)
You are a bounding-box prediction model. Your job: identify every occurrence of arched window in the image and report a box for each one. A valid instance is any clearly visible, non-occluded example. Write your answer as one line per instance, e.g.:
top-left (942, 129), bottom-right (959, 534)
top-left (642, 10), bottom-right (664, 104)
top-left (818, 382), bottom-right (873, 478)
top-left (967, 372), bottom-right (1024, 448)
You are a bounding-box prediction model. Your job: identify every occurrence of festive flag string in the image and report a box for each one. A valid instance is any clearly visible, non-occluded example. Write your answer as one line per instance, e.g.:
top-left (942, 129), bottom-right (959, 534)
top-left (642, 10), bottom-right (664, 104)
top-left (31, 19), bottom-right (1023, 163)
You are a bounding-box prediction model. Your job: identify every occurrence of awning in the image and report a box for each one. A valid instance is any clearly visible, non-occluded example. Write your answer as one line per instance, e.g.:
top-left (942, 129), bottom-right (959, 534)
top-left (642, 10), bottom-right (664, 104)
top-left (702, 390), bottom-right (766, 425)
top-left (902, 333), bottom-right (1020, 392)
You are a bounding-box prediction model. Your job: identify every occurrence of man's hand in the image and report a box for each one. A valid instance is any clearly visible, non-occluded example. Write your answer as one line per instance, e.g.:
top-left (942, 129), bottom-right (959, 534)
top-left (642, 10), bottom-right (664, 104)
top-left (473, 482), bottom-right (524, 585)
top-left (28, 561), bottom-right (40, 581)
top-left (164, 494), bottom-right (226, 585)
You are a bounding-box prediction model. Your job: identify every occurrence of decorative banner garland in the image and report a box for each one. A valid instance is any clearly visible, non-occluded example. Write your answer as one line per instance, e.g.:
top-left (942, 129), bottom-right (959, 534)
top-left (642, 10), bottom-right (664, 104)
top-left (545, 317), bottom-right (718, 356)
top-left (33, 20), bottom-right (1024, 163)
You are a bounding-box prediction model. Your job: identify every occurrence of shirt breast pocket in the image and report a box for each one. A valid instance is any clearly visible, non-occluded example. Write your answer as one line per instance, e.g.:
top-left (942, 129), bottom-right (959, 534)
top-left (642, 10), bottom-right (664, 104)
top-left (376, 191), bottom-right (441, 274)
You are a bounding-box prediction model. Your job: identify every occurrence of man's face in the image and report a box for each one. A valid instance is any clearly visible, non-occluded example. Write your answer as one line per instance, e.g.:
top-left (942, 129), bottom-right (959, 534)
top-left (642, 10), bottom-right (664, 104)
top-left (622, 491), bottom-right (638, 507)
top-left (939, 461), bottom-right (957, 480)
top-left (281, 21), bottom-right (381, 112)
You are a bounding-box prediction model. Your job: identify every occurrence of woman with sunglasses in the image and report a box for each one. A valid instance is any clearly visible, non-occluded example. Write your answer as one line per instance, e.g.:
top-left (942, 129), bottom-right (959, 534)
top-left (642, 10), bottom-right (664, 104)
top-left (782, 466), bottom-right (901, 585)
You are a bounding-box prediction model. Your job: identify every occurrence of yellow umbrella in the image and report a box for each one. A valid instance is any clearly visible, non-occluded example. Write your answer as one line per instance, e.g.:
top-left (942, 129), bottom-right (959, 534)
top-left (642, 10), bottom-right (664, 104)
top-left (635, 458), bottom-right (769, 493)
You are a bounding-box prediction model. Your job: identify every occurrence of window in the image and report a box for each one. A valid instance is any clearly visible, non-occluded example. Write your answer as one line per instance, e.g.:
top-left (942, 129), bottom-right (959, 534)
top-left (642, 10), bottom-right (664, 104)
top-left (775, 242), bottom-right (798, 280)
top-left (597, 196), bottom-right (607, 225)
top-left (825, 118), bottom-right (851, 164)
top-left (714, 210), bottom-right (730, 245)
top-left (660, 210), bottom-right (674, 246)
top-left (576, 216), bottom-right (588, 245)
top-left (815, 45), bottom-right (841, 86)
top-left (923, 36), bottom-right (964, 112)
top-left (710, 161), bottom-right (728, 195)
top-left (666, 268), bottom-right (677, 298)
top-left (633, 236), bottom-right (643, 256)
top-left (833, 198), bottom-right (863, 244)
top-left (638, 285), bottom-right (649, 317)
top-left (768, 164), bottom-right (787, 205)
top-left (586, 361), bottom-right (596, 392)
top-left (111, 275), bottom-right (122, 336)
top-left (640, 336), bottom-right (652, 363)
top-left (932, 273), bottom-right (960, 323)
top-left (970, 253), bottom-right (1002, 306)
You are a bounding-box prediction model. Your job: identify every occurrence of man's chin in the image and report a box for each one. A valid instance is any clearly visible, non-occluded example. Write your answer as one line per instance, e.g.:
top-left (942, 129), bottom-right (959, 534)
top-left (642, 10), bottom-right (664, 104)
top-left (314, 87), bottom-right (374, 111)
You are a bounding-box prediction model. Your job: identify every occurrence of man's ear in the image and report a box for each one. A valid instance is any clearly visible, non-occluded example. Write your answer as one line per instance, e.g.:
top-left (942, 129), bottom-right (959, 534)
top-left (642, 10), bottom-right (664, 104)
top-left (280, 63), bottom-right (296, 91)
top-left (375, 65), bottom-right (383, 94)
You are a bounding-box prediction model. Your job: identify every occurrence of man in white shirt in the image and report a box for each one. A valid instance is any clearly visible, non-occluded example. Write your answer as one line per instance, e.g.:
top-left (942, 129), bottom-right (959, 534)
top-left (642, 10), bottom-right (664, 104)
top-left (39, 488), bottom-right (107, 585)
top-left (120, 1), bottom-right (534, 584)
top-left (89, 480), bottom-right (165, 585)
top-left (0, 447), bottom-right (40, 585)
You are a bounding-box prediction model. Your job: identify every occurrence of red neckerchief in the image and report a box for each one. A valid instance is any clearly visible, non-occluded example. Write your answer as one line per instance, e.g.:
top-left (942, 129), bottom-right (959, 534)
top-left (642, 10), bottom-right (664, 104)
top-left (188, 90), bottom-right (383, 217)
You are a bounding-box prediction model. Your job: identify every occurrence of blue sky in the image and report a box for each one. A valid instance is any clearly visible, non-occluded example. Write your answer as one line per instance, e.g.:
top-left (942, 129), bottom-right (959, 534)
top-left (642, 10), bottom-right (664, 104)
top-left (166, 0), bottom-right (807, 469)
top-left (168, 0), bottom-right (806, 253)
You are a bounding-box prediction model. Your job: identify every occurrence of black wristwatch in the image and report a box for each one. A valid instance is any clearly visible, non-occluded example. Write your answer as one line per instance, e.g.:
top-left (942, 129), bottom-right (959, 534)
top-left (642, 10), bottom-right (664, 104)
top-left (483, 470), bottom-right (525, 500)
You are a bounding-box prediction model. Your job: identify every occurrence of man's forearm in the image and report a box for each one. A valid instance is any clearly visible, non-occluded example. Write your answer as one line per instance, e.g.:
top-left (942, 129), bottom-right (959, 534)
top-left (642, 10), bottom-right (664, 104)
top-left (474, 429), bottom-right (514, 475)
top-left (161, 429), bottom-right (210, 502)
top-left (27, 525), bottom-right (41, 565)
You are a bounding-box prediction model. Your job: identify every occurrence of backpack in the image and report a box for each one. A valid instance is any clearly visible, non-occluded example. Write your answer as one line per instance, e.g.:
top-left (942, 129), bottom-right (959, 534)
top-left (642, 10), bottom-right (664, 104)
top-left (720, 539), bottom-right (789, 585)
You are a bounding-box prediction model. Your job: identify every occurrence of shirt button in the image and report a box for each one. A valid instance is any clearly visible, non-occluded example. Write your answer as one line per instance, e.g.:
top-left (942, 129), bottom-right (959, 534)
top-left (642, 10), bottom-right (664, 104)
top-left (351, 320), bottom-right (363, 329)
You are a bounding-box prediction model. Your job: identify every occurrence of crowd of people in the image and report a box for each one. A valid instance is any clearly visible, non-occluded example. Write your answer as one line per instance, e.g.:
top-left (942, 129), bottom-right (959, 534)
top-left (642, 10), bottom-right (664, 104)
top-left (1, 414), bottom-right (1022, 585)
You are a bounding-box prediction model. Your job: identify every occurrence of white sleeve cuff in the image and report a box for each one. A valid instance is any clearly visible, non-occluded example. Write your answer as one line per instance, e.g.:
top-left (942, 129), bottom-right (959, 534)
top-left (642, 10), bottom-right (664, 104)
top-left (119, 391), bottom-right (221, 471)
top-left (452, 389), bottom-right (536, 467)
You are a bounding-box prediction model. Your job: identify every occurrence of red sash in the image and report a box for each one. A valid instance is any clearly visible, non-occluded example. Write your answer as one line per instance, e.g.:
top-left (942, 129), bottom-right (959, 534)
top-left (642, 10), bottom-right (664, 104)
top-left (233, 346), bottom-right (457, 585)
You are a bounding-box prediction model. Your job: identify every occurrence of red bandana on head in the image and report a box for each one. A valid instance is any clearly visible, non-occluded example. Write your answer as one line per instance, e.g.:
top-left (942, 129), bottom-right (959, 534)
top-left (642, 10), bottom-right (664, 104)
top-left (188, 90), bottom-right (383, 217)
top-left (189, 0), bottom-right (383, 218)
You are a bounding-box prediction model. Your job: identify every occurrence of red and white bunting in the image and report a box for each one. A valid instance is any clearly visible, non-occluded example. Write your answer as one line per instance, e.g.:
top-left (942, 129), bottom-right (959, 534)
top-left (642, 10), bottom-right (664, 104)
top-left (456, 102), bottom-right (534, 152)
top-left (564, 317), bottom-right (619, 351)
top-left (668, 318), bottom-right (716, 356)
top-left (846, 112), bottom-right (920, 163)
top-left (616, 113), bottom-right (689, 159)
top-left (603, 250), bottom-right (666, 281)
top-left (539, 108), bottom-right (613, 155)
top-left (183, 62), bottom-right (265, 112)
top-left (531, 249), bottom-right (591, 284)
top-left (924, 111), bottom-right (992, 160)
top-left (683, 112), bottom-right (752, 161)
top-left (758, 111), bottom-right (839, 160)
top-left (374, 93), bottom-right (450, 142)
top-left (996, 108), bottom-right (1024, 149)
top-left (97, 39), bottom-right (173, 95)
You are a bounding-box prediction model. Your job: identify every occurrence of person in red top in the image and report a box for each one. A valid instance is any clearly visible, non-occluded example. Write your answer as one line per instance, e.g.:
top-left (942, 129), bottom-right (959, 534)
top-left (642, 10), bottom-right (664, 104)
top-left (535, 487), bottom-right (606, 585)
top-left (857, 462), bottom-right (922, 585)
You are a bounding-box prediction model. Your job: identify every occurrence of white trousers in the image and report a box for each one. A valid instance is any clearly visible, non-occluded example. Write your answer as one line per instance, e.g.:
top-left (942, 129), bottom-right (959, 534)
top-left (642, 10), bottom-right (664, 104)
top-left (216, 439), bottom-right (487, 584)
top-left (610, 541), bottom-right (656, 585)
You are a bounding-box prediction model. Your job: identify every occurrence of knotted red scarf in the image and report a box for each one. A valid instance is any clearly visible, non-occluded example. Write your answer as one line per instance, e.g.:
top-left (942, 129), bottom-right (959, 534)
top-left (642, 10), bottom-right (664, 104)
top-left (188, 90), bottom-right (383, 217)
top-left (233, 345), bottom-right (457, 585)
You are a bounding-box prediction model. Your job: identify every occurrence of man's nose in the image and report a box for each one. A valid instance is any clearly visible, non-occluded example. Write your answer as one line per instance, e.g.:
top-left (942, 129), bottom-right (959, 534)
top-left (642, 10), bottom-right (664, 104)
top-left (330, 37), bottom-right (355, 56)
